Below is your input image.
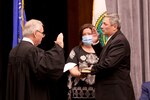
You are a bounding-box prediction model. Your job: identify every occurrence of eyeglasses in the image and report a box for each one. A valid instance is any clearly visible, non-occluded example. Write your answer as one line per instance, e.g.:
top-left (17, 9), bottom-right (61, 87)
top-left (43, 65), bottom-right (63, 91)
top-left (36, 30), bottom-right (45, 37)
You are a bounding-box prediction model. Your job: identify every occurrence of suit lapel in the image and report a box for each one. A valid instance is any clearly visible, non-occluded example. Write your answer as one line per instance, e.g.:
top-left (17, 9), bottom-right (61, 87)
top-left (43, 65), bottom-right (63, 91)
top-left (99, 30), bottom-right (121, 60)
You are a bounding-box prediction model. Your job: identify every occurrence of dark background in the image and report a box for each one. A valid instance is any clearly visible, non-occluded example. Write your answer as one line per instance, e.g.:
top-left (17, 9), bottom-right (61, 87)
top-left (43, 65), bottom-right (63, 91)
top-left (0, 0), bottom-right (93, 99)
top-left (24, 0), bottom-right (68, 51)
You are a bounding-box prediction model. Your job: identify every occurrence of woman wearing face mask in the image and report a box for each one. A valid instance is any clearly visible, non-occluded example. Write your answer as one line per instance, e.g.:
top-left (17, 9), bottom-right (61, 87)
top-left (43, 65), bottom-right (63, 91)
top-left (64, 24), bottom-right (99, 100)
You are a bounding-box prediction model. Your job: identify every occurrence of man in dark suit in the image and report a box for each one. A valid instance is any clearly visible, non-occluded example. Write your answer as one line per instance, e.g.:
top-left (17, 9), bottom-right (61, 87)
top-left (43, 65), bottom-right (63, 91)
top-left (140, 81), bottom-right (150, 100)
top-left (89, 13), bottom-right (135, 100)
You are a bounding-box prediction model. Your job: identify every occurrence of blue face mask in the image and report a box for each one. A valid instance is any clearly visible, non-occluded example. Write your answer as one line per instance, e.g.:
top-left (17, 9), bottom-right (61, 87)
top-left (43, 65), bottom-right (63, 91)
top-left (82, 35), bottom-right (93, 46)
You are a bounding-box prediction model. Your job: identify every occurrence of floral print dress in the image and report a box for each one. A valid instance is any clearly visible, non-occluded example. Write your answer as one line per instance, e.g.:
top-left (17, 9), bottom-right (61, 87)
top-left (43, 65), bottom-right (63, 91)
top-left (66, 46), bottom-right (99, 100)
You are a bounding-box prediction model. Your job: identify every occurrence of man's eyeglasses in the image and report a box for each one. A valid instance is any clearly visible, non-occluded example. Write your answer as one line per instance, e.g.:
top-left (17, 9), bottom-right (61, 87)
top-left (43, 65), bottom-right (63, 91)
top-left (36, 30), bottom-right (45, 36)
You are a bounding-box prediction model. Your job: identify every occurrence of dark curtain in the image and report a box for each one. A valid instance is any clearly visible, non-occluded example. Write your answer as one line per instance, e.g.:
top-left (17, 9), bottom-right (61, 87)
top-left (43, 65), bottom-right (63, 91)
top-left (25, 0), bottom-right (68, 52)
top-left (0, 0), bottom-right (2, 99)
top-left (0, 0), bottom-right (12, 99)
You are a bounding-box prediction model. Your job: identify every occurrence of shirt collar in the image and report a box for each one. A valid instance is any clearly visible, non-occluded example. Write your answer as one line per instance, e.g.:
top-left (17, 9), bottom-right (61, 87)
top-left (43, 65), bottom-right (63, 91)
top-left (105, 33), bottom-right (115, 45)
top-left (22, 37), bottom-right (34, 45)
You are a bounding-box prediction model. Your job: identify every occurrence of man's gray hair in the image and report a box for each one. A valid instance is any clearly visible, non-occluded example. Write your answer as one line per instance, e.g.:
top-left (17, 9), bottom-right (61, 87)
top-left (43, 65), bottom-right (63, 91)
top-left (23, 19), bottom-right (43, 37)
top-left (105, 13), bottom-right (121, 30)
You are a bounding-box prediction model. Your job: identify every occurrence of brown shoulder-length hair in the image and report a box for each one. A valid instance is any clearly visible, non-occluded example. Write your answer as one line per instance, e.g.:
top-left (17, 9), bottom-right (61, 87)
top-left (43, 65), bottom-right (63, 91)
top-left (79, 23), bottom-right (94, 41)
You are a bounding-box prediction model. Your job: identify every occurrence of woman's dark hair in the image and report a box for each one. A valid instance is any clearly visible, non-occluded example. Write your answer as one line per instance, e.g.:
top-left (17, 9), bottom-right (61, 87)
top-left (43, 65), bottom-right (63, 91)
top-left (79, 23), bottom-right (94, 41)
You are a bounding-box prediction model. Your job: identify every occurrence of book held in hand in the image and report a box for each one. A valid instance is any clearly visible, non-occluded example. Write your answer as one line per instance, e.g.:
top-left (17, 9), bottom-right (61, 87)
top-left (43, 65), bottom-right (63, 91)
top-left (80, 67), bottom-right (91, 74)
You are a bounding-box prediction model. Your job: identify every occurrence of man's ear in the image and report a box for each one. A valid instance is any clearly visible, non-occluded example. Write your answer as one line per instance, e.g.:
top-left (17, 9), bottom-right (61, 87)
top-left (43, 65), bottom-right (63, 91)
top-left (113, 24), bottom-right (118, 30)
top-left (33, 31), bottom-right (37, 38)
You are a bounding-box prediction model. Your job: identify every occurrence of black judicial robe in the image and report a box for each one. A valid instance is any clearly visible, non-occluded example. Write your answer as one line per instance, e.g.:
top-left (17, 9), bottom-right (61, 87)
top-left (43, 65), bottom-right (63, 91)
top-left (6, 41), bottom-right (65, 100)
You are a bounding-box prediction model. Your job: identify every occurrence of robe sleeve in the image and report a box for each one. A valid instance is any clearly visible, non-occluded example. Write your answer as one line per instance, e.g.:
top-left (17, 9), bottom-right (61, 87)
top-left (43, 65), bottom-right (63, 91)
top-left (27, 44), bottom-right (65, 81)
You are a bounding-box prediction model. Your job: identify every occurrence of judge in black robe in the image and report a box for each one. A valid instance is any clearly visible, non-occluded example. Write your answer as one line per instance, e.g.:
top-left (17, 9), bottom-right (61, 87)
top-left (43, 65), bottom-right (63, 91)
top-left (6, 19), bottom-right (65, 100)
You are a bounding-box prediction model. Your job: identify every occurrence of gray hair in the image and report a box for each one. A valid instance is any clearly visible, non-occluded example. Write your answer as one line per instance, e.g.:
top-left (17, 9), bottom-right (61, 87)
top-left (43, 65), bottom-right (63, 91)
top-left (105, 13), bottom-right (121, 30)
top-left (23, 19), bottom-right (43, 37)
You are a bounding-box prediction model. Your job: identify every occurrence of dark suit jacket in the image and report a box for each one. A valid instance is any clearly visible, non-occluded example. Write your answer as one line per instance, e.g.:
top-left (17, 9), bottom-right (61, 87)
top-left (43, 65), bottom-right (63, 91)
top-left (92, 30), bottom-right (135, 100)
top-left (140, 82), bottom-right (150, 100)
